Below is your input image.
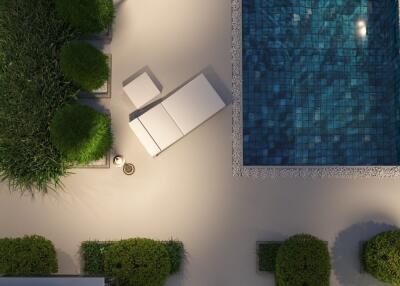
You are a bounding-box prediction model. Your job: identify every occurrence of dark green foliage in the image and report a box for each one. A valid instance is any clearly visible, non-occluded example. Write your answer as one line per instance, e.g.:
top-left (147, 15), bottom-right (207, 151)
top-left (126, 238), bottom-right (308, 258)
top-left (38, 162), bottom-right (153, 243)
top-left (258, 242), bottom-right (282, 272)
top-left (275, 234), bottom-right (331, 286)
top-left (56, 0), bottom-right (115, 34)
top-left (104, 238), bottom-right (171, 286)
top-left (81, 241), bottom-right (114, 275)
top-left (0, 235), bottom-right (58, 276)
top-left (60, 42), bottom-right (109, 91)
top-left (81, 239), bottom-right (184, 277)
top-left (0, 0), bottom-right (77, 191)
top-left (163, 240), bottom-right (185, 274)
top-left (50, 104), bottom-right (113, 164)
top-left (363, 230), bottom-right (400, 285)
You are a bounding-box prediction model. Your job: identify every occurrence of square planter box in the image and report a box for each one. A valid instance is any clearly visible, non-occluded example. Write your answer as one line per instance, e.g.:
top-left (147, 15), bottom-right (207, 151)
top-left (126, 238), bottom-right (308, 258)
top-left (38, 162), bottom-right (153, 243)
top-left (256, 241), bottom-right (282, 274)
top-left (256, 240), bottom-right (329, 273)
top-left (79, 54), bottom-right (112, 99)
top-left (73, 152), bottom-right (111, 169)
top-left (86, 26), bottom-right (113, 43)
top-left (359, 240), bottom-right (366, 273)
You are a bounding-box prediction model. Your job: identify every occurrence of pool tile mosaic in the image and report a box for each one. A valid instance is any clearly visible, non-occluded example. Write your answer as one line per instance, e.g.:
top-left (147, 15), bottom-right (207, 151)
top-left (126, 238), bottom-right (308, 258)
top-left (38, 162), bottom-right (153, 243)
top-left (243, 0), bottom-right (400, 166)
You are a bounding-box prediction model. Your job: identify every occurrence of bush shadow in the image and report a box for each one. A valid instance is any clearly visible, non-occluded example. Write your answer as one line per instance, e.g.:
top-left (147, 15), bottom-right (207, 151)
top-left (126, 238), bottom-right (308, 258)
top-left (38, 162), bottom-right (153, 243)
top-left (57, 249), bottom-right (79, 274)
top-left (332, 220), bottom-right (397, 286)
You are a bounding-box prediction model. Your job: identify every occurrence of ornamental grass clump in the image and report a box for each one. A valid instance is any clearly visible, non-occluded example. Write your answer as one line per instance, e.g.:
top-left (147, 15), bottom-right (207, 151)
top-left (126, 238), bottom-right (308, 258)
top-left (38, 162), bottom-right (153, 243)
top-left (56, 0), bottom-right (115, 34)
top-left (50, 104), bottom-right (113, 165)
top-left (60, 41), bottom-right (109, 92)
top-left (363, 230), bottom-right (400, 285)
top-left (275, 234), bottom-right (331, 286)
top-left (104, 238), bottom-right (171, 286)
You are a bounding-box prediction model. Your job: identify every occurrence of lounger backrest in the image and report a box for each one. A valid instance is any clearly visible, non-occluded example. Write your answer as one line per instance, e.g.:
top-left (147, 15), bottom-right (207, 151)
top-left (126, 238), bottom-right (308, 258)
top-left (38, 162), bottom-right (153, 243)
top-left (162, 74), bottom-right (225, 135)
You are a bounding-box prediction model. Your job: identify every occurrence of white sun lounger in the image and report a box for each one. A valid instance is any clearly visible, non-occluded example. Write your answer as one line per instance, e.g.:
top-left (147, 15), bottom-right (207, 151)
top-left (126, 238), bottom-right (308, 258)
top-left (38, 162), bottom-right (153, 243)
top-left (129, 73), bottom-right (225, 157)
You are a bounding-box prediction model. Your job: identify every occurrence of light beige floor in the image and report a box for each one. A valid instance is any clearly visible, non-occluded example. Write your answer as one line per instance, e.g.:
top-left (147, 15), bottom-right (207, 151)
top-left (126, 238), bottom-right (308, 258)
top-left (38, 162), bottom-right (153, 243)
top-left (1, 1), bottom-right (400, 285)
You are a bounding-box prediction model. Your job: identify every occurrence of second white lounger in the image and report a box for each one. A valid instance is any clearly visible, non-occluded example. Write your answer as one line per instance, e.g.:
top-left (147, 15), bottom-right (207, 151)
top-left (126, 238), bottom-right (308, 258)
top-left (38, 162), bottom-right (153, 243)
top-left (129, 73), bottom-right (225, 156)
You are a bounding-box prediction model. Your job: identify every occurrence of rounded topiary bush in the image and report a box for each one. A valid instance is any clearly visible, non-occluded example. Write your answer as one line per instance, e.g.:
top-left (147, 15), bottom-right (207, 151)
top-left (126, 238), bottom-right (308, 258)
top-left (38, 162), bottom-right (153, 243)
top-left (104, 238), bottom-right (171, 286)
top-left (50, 104), bottom-right (113, 164)
top-left (60, 41), bottom-right (109, 91)
top-left (56, 0), bottom-right (114, 34)
top-left (363, 230), bottom-right (400, 285)
top-left (275, 234), bottom-right (331, 286)
top-left (0, 235), bottom-right (58, 276)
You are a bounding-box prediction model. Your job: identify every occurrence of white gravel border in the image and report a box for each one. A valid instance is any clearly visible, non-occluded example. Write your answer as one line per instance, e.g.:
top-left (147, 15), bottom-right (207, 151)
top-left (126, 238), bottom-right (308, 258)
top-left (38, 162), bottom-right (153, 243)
top-left (231, 0), bottom-right (400, 178)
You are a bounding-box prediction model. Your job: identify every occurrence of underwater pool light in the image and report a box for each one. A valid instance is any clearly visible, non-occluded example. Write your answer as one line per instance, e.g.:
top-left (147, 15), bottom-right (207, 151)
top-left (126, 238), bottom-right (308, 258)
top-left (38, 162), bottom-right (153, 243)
top-left (357, 20), bottom-right (367, 37)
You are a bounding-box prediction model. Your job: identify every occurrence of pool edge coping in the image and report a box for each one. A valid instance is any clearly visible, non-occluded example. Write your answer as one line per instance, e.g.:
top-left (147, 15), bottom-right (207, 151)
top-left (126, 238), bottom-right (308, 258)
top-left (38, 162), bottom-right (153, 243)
top-left (231, 0), bottom-right (400, 178)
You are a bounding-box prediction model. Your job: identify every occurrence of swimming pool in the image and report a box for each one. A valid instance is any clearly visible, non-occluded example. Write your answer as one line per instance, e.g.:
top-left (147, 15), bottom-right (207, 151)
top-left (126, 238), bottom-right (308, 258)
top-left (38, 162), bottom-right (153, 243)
top-left (242, 0), bottom-right (400, 166)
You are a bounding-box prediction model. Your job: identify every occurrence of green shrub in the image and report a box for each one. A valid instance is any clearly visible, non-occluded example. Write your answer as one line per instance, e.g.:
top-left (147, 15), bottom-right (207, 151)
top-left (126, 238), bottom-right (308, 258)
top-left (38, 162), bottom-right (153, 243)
top-left (363, 230), bottom-right (400, 285)
top-left (60, 42), bottom-right (109, 91)
top-left (0, 0), bottom-right (77, 191)
top-left (81, 239), bottom-right (184, 276)
top-left (0, 235), bottom-right (58, 276)
top-left (258, 242), bottom-right (282, 272)
top-left (56, 0), bottom-right (115, 34)
top-left (81, 241), bottom-right (114, 275)
top-left (104, 238), bottom-right (171, 286)
top-left (275, 234), bottom-right (331, 286)
top-left (50, 104), bottom-right (113, 164)
top-left (163, 240), bottom-right (185, 274)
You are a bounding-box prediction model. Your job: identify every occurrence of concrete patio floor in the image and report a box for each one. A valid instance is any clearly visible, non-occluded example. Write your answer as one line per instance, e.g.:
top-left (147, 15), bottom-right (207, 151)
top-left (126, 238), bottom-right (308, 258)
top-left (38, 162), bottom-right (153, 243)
top-left (1, 1), bottom-right (400, 285)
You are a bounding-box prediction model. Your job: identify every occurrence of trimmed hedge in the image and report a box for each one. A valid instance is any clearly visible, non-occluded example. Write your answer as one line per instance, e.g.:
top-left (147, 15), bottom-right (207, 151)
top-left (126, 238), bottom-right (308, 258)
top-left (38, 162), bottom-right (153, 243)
top-left (257, 242), bottom-right (282, 272)
top-left (50, 104), bottom-right (113, 164)
top-left (56, 0), bottom-right (115, 34)
top-left (0, 0), bottom-right (77, 191)
top-left (81, 239), bottom-right (184, 276)
top-left (104, 238), bottom-right (171, 286)
top-left (363, 230), bottom-right (400, 285)
top-left (275, 234), bottom-right (331, 286)
top-left (60, 41), bottom-right (109, 92)
top-left (163, 240), bottom-right (185, 274)
top-left (0, 235), bottom-right (58, 276)
top-left (81, 241), bottom-right (114, 275)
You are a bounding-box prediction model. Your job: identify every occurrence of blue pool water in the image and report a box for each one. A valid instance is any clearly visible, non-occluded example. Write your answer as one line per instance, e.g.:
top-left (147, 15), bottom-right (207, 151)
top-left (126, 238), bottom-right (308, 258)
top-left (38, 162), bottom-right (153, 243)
top-left (243, 0), bottom-right (400, 166)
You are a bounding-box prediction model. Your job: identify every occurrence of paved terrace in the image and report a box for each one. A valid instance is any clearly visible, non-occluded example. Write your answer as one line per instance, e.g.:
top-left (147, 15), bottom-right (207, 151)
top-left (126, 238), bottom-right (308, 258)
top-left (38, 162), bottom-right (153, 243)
top-left (1, 1), bottom-right (400, 285)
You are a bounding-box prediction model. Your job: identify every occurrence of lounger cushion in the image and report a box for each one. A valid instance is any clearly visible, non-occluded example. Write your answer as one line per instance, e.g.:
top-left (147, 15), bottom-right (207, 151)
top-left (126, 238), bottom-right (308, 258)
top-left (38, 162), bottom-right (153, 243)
top-left (129, 119), bottom-right (161, 157)
top-left (138, 105), bottom-right (183, 150)
top-left (162, 74), bottom-right (225, 135)
top-left (123, 72), bottom-right (160, 109)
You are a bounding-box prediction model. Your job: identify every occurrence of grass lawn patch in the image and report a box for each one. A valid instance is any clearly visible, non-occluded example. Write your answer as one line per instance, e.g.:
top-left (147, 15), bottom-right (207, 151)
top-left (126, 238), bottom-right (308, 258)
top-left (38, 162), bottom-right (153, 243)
top-left (0, 0), bottom-right (77, 191)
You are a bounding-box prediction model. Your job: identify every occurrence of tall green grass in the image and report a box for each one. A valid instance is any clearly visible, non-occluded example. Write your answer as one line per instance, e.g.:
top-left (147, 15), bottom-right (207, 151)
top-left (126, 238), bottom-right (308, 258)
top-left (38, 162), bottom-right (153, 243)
top-left (0, 0), bottom-right (78, 191)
